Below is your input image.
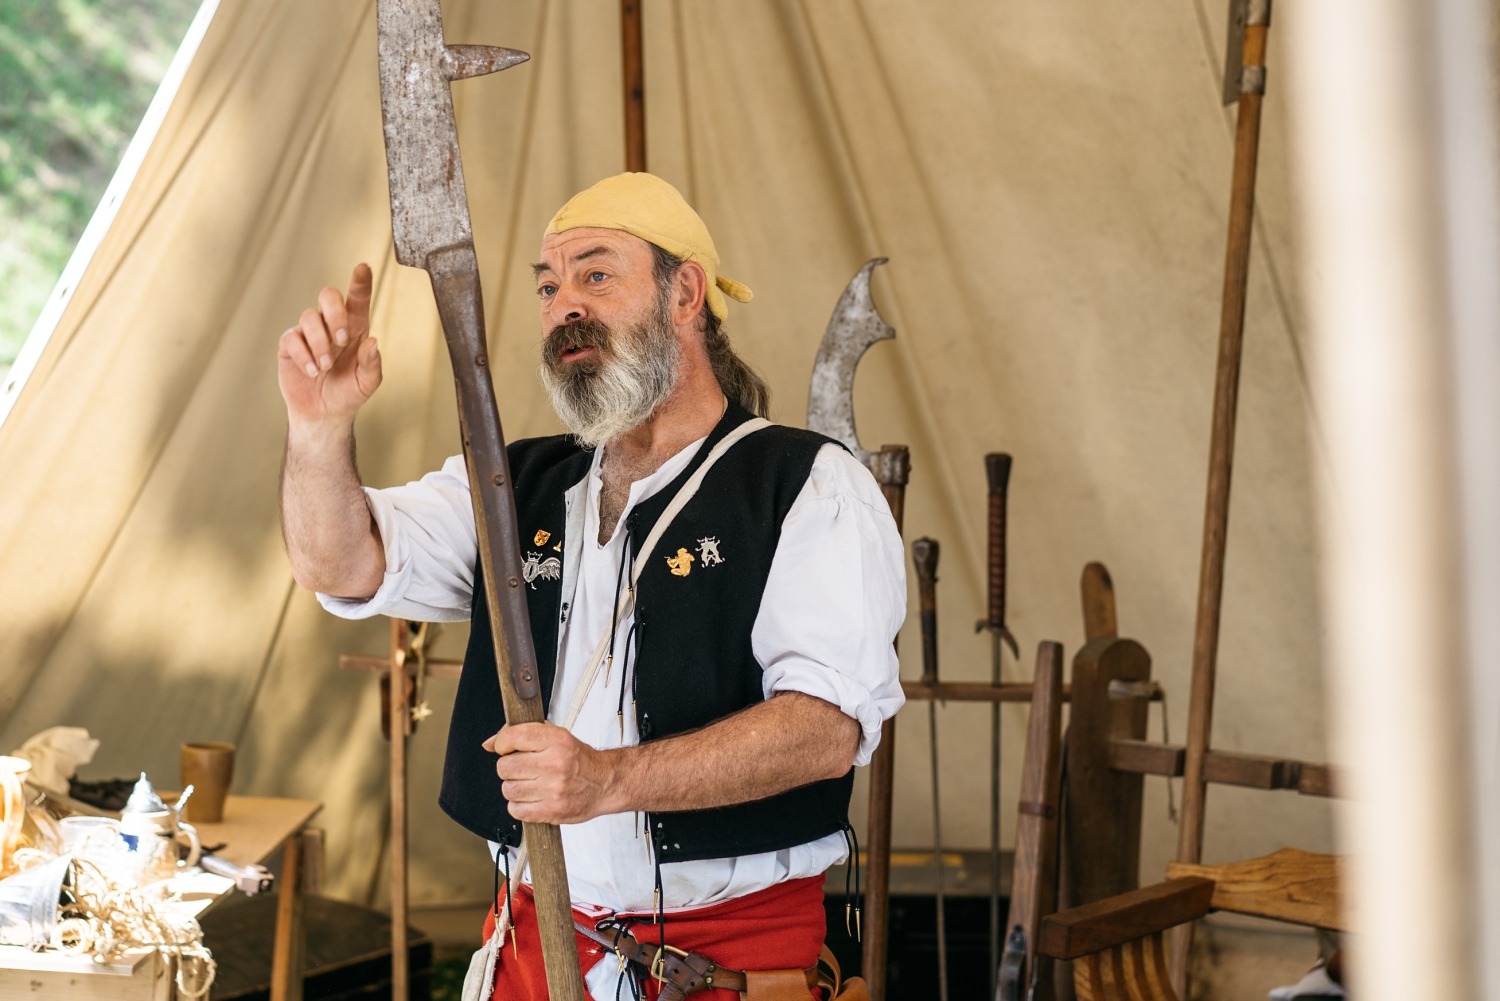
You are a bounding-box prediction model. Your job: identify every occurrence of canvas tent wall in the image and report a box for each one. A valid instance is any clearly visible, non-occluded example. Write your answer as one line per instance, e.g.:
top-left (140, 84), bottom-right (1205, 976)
top-left (0, 0), bottom-right (1336, 979)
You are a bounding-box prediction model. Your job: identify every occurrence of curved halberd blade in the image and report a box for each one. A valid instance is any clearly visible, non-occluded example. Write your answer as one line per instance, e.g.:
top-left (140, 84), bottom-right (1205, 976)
top-left (805, 258), bottom-right (894, 466)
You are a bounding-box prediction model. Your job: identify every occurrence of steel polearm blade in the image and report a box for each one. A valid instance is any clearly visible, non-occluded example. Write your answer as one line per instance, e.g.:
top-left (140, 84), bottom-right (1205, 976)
top-left (806, 258), bottom-right (894, 467)
top-left (376, 0), bottom-right (528, 269)
top-left (1220, 0), bottom-right (1271, 106)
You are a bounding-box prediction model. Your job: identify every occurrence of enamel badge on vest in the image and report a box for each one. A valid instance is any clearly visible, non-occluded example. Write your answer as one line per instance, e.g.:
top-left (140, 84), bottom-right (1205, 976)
top-left (697, 536), bottom-right (724, 567)
top-left (666, 548), bottom-right (695, 576)
top-left (522, 551), bottom-right (561, 588)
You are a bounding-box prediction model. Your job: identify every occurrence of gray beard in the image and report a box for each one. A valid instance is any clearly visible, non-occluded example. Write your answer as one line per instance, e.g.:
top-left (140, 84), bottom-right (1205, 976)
top-left (538, 301), bottom-right (681, 448)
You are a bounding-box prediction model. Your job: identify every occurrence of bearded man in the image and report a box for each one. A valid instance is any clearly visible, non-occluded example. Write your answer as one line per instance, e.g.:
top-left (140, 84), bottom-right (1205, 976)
top-left (277, 173), bottom-right (905, 1000)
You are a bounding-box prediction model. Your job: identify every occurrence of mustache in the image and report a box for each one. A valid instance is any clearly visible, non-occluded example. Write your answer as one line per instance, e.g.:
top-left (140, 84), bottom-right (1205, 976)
top-left (541, 319), bottom-right (612, 369)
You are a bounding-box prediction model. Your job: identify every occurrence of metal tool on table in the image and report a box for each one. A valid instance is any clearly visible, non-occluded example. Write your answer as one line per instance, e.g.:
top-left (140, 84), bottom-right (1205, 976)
top-left (1170, 0), bottom-right (1273, 991)
top-left (199, 851), bottom-right (275, 896)
top-left (372, 5), bottom-right (584, 999)
top-left (805, 258), bottom-right (907, 1001)
top-left (912, 537), bottom-right (948, 1001)
top-left (978, 452), bottom-right (1020, 995)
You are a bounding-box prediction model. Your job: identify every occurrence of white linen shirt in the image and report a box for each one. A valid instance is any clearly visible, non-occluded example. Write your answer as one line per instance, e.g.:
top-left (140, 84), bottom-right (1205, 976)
top-left (319, 433), bottom-right (906, 912)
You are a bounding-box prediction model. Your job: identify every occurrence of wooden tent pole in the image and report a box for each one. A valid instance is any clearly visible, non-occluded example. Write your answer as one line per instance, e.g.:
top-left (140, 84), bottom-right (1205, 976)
top-left (1169, 0), bottom-right (1271, 991)
top-left (621, 0), bottom-right (646, 172)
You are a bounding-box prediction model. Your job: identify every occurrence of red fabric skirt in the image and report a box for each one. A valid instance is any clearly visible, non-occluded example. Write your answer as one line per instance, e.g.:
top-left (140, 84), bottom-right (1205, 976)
top-left (483, 875), bottom-right (827, 1000)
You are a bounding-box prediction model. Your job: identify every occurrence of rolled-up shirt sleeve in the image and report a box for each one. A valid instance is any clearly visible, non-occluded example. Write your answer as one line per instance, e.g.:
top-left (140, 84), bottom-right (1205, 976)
top-left (753, 443), bottom-right (907, 766)
top-left (317, 454), bottom-right (479, 622)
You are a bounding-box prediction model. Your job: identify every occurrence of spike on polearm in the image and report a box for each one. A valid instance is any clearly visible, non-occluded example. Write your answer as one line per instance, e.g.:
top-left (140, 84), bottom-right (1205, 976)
top-left (376, 0), bottom-right (528, 270)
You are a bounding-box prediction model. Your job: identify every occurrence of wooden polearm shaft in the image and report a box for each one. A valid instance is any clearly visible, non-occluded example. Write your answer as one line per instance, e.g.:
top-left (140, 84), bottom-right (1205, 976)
top-left (1170, 0), bottom-right (1272, 992)
top-left (428, 253), bottom-right (586, 1001)
top-left (372, 4), bottom-right (577, 991)
top-left (863, 444), bottom-right (910, 1001)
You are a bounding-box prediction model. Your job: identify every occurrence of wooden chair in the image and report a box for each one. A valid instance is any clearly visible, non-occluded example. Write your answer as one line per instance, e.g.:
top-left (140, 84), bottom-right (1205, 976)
top-left (1035, 847), bottom-right (1344, 1001)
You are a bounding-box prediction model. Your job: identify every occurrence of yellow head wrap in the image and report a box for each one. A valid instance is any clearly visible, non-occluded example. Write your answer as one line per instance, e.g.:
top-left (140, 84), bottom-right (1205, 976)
top-left (545, 172), bottom-right (753, 322)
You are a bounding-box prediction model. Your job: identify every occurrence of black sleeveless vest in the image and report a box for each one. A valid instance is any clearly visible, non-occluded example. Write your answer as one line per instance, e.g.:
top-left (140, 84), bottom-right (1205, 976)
top-left (438, 404), bottom-right (856, 864)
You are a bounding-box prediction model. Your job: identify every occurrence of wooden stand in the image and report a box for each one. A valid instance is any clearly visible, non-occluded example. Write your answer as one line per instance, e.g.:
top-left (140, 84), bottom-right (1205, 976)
top-left (341, 623), bottom-right (461, 1001)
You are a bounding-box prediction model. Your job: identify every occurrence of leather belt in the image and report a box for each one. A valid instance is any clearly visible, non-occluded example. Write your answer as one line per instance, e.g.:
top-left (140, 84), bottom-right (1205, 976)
top-left (575, 918), bottom-right (822, 1001)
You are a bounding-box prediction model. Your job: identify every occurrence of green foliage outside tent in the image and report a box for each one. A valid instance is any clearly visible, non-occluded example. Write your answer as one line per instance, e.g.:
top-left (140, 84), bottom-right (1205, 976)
top-left (0, 0), bottom-right (201, 369)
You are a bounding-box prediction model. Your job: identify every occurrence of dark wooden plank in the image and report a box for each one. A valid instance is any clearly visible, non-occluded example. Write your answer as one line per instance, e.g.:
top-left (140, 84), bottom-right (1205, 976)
top-left (270, 828), bottom-right (306, 1001)
top-left (1060, 637), bottom-right (1153, 909)
top-left (1202, 750), bottom-right (1299, 789)
top-left (1037, 878), bottom-right (1214, 960)
top-left (1080, 562), bottom-right (1117, 643)
top-left (1109, 739), bottom-right (1185, 777)
top-left (1297, 764), bottom-right (1338, 798)
top-left (1004, 642), bottom-right (1065, 996)
top-left (902, 681), bottom-right (1062, 703)
top-left (1106, 743), bottom-right (1337, 798)
top-left (339, 653), bottom-right (463, 679)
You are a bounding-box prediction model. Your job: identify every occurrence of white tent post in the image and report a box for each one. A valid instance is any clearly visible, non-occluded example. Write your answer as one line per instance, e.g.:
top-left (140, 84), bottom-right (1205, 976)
top-left (1285, 2), bottom-right (1500, 998)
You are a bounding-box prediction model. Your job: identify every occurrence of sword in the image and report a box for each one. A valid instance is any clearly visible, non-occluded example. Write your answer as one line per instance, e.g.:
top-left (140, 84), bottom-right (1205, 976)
top-left (806, 259), bottom-right (907, 1001)
top-left (977, 452), bottom-right (1019, 996)
top-left (372, 5), bottom-right (585, 999)
top-left (913, 537), bottom-right (948, 1001)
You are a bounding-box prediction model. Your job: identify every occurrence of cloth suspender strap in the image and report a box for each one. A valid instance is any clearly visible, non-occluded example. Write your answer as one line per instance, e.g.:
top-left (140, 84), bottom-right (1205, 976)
top-left (555, 415), bottom-right (772, 742)
top-left (494, 416), bottom-right (774, 942)
top-left (571, 415), bottom-right (773, 708)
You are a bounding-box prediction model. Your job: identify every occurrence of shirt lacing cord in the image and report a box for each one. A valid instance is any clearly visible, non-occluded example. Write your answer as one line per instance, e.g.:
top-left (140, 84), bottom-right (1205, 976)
top-left (841, 820), bottom-right (863, 942)
top-left (595, 914), bottom-right (649, 1001)
top-left (492, 828), bottom-right (517, 956)
top-left (604, 521), bottom-right (633, 692)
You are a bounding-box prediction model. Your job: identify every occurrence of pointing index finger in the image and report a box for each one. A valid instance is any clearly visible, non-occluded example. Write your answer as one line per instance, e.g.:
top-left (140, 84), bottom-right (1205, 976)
top-left (344, 263), bottom-right (373, 344)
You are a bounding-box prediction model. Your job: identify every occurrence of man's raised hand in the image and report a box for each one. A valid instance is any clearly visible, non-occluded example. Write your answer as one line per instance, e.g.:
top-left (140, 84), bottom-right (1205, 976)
top-left (277, 263), bottom-right (383, 426)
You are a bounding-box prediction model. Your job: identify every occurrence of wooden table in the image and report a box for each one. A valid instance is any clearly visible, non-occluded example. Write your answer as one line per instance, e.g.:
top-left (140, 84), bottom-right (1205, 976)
top-left (0, 794), bottom-right (321, 1001)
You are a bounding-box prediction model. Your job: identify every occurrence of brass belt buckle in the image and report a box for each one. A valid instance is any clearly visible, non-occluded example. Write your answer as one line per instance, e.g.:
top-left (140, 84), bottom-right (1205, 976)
top-left (650, 943), bottom-right (691, 984)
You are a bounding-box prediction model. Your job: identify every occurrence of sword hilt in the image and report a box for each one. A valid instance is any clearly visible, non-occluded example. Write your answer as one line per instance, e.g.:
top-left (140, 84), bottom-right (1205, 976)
top-left (913, 537), bottom-right (940, 687)
top-left (984, 453), bottom-right (1013, 636)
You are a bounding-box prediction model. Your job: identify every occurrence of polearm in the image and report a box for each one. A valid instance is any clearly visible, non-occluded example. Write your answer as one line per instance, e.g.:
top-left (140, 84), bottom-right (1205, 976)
top-left (373, 3), bottom-right (586, 999)
top-left (806, 259), bottom-right (906, 1001)
top-left (1168, 0), bottom-right (1272, 993)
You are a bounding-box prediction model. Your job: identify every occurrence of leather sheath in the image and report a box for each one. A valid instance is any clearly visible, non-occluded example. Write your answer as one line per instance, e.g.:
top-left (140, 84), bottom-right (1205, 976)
top-left (575, 918), bottom-right (823, 1001)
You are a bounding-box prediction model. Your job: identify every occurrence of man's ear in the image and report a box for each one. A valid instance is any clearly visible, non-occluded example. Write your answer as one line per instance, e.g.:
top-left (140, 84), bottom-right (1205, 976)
top-left (672, 261), bottom-right (708, 328)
